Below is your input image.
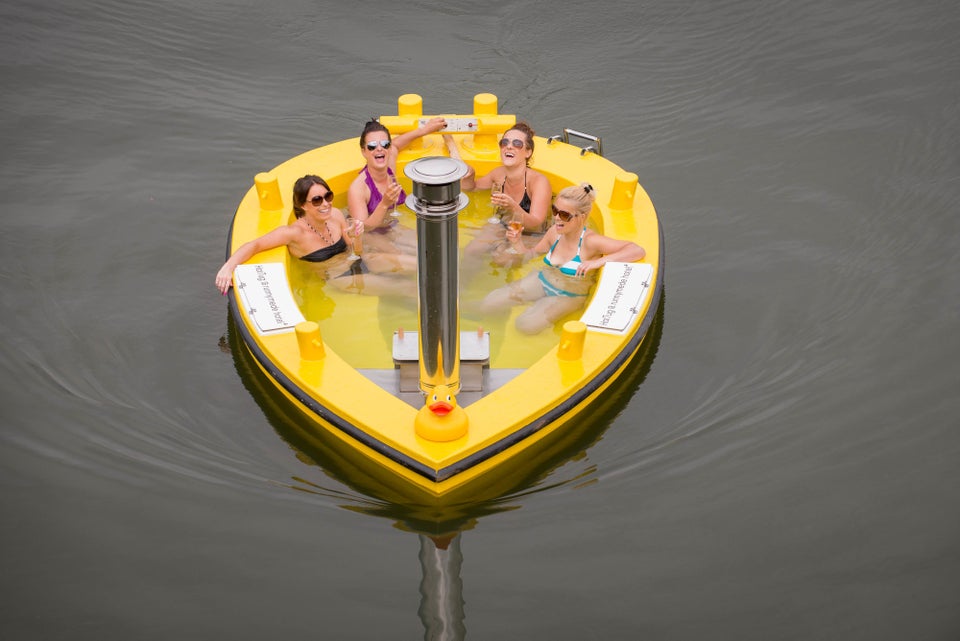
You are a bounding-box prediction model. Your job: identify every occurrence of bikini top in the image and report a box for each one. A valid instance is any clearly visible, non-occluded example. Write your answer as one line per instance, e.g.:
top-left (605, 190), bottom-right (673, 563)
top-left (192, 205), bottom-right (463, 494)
top-left (543, 227), bottom-right (586, 276)
top-left (362, 166), bottom-right (406, 215)
top-left (517, 171), bottom-right (531, 213)
top-left (513, 169), bottom-right (532, 213)
top-left (498, 169), bottom-right (544, 234)
top-left (299, 236), bottom-right (346, 263)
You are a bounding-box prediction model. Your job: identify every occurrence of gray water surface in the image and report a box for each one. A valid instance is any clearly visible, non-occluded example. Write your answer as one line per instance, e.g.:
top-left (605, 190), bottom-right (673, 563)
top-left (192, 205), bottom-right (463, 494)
top-left (2, 0), bottom-right (958, 639)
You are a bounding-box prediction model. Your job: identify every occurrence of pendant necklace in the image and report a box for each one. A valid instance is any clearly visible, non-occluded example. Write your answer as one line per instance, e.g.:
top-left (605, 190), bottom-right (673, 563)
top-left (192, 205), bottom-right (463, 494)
top-left (305, 219), bottom-right (333, 246)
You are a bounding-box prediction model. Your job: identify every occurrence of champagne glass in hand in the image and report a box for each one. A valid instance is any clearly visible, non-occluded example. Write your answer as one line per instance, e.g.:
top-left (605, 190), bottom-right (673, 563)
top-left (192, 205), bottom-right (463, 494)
top-left (346, 218), bottom-right (363, 261)
top-left (387, 173), bottom-right (401, 218)
top-left (506, 208), bottom-right (524, 254)
top-left (487, 181), bottom-right (503, 225)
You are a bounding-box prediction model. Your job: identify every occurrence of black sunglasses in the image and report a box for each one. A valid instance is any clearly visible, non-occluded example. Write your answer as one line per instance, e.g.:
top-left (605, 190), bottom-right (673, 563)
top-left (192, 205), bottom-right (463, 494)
top-left (551, 204), bottom-right (579, 222)
top-left (365, 139), bottom-right (392, 150)
top-left (308, 191), bottom-right (335, 206)
top-left (498, 138), bottom-right (527, 149)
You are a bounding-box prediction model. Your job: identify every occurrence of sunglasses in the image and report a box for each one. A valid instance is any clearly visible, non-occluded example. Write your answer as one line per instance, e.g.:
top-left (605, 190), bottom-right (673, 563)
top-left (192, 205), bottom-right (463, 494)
top-left (498, 138), bottom-right (527, 149)
top-left (308, 191), bottom-right (335, 206)
top-left (365, 139), bottom-right (392, 150)
top-left (551, 204), bottom-right (579, 222)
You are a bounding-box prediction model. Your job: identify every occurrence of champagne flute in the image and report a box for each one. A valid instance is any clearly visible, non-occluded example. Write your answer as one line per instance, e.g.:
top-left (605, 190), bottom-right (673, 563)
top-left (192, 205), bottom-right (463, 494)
top-left (387, 172), bottom-right (401, 218)
top-left (505, 208), bottom-right (524, 254)
top-left (346, 218), bottom-right (363, 261)
top-left (487, 181), bottom-right (503, 225)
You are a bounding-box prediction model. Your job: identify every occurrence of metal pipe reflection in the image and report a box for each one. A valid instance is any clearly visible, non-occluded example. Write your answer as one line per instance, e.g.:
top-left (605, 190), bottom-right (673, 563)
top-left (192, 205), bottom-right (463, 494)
top-left (417, 533), bottom-right (465, 641)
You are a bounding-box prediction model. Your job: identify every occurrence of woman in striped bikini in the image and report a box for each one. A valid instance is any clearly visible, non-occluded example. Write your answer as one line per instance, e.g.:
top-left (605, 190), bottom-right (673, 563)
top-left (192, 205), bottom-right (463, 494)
top-left (480, 183), bottom-right (646, 334)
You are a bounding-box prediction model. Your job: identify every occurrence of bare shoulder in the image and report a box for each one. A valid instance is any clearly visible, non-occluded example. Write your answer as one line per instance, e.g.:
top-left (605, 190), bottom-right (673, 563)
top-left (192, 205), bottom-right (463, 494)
top-left (348, 171), bottom-right (367, 192)
top-left (486, 166), bottom-right (506, 180)
top-left (527, 169), bottom-right (552, 194)
top-left (527, 167), bottom-right (550, 185)
top-left (581, 228), bottom-right (607, 251)
top-left (281, 220), bottom-right (307, 239)
top-left (347, 174), bottom-right (371, 212)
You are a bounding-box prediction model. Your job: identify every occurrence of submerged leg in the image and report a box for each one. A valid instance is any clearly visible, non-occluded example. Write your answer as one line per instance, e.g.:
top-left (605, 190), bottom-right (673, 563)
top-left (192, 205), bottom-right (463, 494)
top-left (480, 271), bottom-right (544, 315)
top-left (363, 252), bottom-right (417, 274)
top-left (514, 295), bottom-right (586, 335)
top-left (327, 273), bottom-right (417, 298)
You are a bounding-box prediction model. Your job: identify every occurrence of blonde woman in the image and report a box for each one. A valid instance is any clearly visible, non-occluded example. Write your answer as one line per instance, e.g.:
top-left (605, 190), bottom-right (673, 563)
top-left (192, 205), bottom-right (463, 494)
top-left (481, 183), bottom-right (646, 334)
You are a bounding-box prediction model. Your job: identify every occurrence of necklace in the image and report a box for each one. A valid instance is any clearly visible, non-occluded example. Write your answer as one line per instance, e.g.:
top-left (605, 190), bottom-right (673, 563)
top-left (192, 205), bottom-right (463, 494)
top-left (305, 219), bottom-right (333, 246)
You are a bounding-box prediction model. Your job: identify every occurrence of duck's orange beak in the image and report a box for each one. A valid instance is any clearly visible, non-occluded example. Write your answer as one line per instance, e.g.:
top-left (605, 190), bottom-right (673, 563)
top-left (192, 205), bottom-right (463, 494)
top-left (429, 401), bottom-right (454, 416)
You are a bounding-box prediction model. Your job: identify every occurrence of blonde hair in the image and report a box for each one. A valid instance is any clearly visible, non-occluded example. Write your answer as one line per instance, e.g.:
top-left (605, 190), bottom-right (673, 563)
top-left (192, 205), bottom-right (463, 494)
top-left (555, 182), bottom-right (596, 216)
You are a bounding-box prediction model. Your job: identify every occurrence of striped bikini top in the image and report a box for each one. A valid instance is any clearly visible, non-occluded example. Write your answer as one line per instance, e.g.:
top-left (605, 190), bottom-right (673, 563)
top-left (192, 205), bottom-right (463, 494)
top-left (543, 227), bottom-right (586, 276)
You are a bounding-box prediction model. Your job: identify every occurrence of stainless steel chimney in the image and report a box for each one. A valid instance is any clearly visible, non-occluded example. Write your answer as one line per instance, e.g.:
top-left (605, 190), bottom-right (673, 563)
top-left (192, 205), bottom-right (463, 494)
top-left (403, 157), bottom-right (470, 395)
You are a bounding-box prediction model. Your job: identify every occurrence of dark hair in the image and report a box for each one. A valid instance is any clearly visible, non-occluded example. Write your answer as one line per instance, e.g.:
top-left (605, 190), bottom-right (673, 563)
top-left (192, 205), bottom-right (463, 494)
top-left (506, 121), bottom-right (536, 165)
top-left (292, 175), bottom-right (331, 219)
top-left (360, 118), bottom-right (391, 147)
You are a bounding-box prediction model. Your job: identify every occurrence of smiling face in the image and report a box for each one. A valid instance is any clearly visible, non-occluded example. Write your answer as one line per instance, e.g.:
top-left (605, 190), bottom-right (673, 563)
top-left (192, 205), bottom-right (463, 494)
top-left (552, 197), bottom-right (583, 233)
top-left (499, 128), bottom-right (532, 167)
top-left (361, 131), bottom-right (392, 169)
top-left (303, 183), bottom-right (334, 220)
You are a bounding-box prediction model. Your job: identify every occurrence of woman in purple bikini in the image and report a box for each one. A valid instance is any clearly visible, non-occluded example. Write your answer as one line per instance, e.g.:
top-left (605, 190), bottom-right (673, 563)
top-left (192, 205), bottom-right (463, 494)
top-left (347, 116), bottom-right (447, 253)
top-left (444, 121), bottom-right (553, 271)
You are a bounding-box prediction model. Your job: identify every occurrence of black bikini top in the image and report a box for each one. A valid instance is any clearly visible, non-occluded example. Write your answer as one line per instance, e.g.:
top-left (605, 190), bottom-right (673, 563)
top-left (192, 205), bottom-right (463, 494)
top-left (517, 169), bottom-right (531, 213)
top-left (299, 236), bottom-right (346, 263)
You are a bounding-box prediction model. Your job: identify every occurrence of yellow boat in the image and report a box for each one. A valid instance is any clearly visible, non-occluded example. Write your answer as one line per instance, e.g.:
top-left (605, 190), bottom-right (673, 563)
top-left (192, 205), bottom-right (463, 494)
top-left (224, 93), bottom-right (663, 500)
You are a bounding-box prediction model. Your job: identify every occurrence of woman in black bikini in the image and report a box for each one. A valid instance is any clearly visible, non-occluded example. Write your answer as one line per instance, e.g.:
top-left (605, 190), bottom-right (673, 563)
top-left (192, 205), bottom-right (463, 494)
top-left (447, 121), bottom-right (552, 232)
top-left (215, 175), bottom-right (415, 297)
top-left (445, 122), bottom-right (553, 270)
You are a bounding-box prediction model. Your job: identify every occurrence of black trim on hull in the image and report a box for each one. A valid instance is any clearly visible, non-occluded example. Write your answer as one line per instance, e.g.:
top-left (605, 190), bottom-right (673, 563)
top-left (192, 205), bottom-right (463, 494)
top-left (227, 217), bottom-right (664, 485)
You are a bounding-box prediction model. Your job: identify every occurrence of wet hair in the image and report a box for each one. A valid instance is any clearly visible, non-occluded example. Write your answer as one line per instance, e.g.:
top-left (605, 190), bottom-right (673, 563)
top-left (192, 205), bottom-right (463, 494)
top-left (360, 118), bottom-right (391, 147)
top-left (506, 121), bottom-right (536, 165)
top-left (292, 175), bottom-right (332, 219)
top-left (555, 182), bottom-right (596, 216)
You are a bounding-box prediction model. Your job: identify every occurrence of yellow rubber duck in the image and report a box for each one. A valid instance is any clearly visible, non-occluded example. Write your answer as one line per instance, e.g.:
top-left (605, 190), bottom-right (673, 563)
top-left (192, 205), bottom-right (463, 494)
top-left (415, 384), bottom-right (469, 442)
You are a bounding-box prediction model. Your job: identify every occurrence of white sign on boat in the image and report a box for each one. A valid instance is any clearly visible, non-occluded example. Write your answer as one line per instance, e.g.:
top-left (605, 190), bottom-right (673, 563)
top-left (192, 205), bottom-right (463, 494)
top-left (234, 263), bottom-right (305, 335)
top-left (579, 262), bottom-right (654, 334)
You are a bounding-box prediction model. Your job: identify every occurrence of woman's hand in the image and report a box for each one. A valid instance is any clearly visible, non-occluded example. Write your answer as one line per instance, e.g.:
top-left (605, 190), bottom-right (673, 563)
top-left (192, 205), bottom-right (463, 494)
top-left (215, 264), bottom-right (234, 295)
top-left (505, 224), bottom-right (524, 247)
top-left (491, 191), bottom-right (517, 212)
top-left (575, 257), bottom-right (607, 276)
top-left (383, 179), bottom-right (402, 207)
top-left (422, 116), bottom-right (447, 133)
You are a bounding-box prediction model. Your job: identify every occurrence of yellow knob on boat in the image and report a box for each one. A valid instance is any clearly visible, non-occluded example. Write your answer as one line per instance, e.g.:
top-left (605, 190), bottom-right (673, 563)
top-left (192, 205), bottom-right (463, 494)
top-left (398, 94), bottom-right (423, 117)
top-left (254, 172), bottom-right (283, 212)
top-left (609, 172), bottom-right (638, 211)
top-left (471, 93), bottom-right (504, 153)
top-left (295, 321), bottom-right (325, 361)
top-left (557, 320), bottom-right (587, 361)
top-left (474, 93), bottom-right (498, 115)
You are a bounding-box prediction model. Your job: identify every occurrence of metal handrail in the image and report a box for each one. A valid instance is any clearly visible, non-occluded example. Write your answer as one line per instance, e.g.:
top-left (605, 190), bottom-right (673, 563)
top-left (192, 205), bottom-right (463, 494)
top-left (545, 128), bottom-right (603, 157)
